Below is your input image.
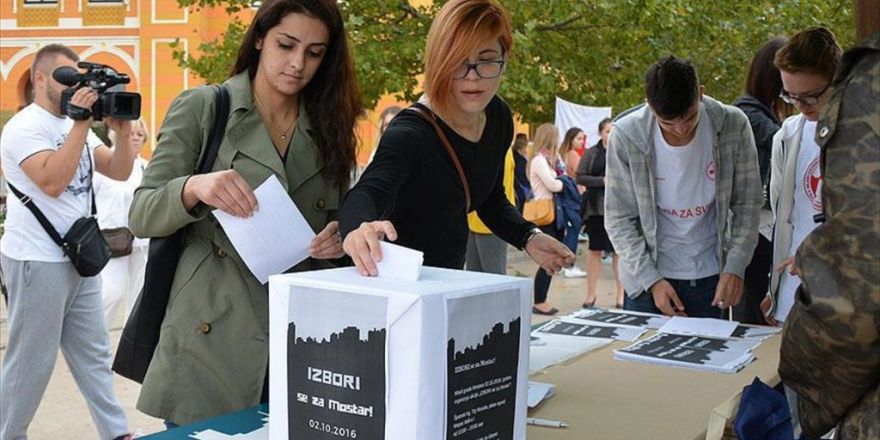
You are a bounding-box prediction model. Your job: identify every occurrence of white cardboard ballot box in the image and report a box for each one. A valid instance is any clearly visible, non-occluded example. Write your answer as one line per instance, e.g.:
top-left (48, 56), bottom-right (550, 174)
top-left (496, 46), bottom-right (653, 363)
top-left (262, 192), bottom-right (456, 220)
top-left (269, 266), bottom-right (531, 440)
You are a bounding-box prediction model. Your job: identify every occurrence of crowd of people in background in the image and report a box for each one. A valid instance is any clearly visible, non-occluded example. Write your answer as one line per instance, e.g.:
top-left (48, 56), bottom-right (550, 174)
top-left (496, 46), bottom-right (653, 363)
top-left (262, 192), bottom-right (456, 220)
top-left (0, 0), bottom-right (877, 438)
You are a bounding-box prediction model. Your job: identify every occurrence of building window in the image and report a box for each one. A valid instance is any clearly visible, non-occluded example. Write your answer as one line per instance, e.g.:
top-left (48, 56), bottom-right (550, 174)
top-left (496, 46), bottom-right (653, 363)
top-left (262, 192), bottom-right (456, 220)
top-left (23, 0), bottom-right (58, 5)
top-left (87, 0), bottom-right (125, 3)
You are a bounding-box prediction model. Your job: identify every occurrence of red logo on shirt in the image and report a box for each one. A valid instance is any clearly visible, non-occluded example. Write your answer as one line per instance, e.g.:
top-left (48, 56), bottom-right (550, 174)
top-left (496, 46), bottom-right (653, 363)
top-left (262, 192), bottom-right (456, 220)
top-left (706, 161), bottom-right (716, 182)
top-left (804, 157), bottom-right (823, 211)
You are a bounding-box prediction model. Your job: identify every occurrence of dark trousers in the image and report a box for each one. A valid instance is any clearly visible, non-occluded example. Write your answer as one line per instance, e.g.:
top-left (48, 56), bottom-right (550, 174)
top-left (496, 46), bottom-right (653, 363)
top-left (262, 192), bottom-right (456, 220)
top-left (734, 235), bottom-right (772, 325)
top-left (533, 225), bottom-right (565, 304)
top-left (623, 274), bottom-right (723, 318)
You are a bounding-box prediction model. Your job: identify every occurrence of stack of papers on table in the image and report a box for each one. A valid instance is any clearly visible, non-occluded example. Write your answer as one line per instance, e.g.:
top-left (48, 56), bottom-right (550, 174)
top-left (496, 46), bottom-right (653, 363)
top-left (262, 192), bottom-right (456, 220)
top-left (573, 308), bottom-right (670, 329)
top-left (613, 333), bottom-right (761, 374)
top-left (527, 381), bottom-right (556, 408)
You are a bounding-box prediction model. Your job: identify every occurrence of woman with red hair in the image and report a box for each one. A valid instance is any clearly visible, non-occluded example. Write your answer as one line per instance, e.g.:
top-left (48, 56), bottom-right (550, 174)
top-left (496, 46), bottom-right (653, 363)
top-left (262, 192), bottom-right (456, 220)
top-left (340, 0), bottom-right (573, 277)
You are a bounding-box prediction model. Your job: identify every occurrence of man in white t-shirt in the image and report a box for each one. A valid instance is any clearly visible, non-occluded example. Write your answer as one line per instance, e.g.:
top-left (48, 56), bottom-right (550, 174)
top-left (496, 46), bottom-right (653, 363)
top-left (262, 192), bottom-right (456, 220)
top-left (605, 56), bottom-right (762, 318)
top-left (0, 44), bottom-right (136, 440)
top-left (763, 27), bottom-right (843, 326)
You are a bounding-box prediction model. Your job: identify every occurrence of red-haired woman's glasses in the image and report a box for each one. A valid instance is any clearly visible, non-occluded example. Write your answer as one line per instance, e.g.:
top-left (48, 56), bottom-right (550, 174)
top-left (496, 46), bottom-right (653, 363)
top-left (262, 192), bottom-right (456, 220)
top-left (453, 60), bottom-right (505, 80)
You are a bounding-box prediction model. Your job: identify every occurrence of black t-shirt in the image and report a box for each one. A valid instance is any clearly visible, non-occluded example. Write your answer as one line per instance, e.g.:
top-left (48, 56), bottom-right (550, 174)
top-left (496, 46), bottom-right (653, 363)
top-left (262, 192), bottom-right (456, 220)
top-left (339, 96), bottom-right (534, 269)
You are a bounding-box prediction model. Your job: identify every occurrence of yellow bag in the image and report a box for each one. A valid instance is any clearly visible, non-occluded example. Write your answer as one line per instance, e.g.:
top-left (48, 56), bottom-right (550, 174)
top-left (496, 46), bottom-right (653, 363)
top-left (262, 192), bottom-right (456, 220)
top-left (523, 198), bottom-right (555, 226)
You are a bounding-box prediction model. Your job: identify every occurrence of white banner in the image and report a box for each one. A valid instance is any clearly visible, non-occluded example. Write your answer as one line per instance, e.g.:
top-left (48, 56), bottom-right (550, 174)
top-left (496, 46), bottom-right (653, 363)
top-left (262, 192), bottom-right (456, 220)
top-left (554, 97), bottom-right (612, 149)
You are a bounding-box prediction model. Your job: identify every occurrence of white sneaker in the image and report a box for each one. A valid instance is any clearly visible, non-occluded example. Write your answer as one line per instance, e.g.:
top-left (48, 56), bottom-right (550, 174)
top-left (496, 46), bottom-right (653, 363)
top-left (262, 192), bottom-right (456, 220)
top-left (562, 267), bottom-right (587, 278)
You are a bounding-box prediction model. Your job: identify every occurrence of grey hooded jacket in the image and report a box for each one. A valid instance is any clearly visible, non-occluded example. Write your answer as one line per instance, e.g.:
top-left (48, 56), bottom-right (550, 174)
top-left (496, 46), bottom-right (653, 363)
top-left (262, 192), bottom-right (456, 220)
top-left (604, 96), bottom-right (762, 298)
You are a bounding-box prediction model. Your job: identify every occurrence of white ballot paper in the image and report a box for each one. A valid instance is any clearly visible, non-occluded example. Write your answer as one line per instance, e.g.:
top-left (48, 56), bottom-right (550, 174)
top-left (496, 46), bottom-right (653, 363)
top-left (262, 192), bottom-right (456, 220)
top-left (375, 241), bottom-right (424, 281)
top-left (269, 267), bottom-right (532, 440)
top-left (658, 316), bottom-right (738, 339)
top-left (214, 175), bottom-right (315, 284)
top-left (527, 382), bottom-right (556, 408)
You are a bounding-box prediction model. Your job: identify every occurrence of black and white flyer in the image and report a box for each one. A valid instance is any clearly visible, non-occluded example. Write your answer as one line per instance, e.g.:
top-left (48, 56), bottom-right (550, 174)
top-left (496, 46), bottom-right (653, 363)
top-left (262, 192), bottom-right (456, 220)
top-left (614, 333), bottom-right (760, 373)
top-left (288, 289), bottom-right (387, 440)
top-left (536, 318), bottom-right (646, 342)
top-left (731, 324), bottom-right (781, 340)
top-left (446, 290), bottom-right (521, 440)
top-left (573, 308), bottom-right (670, 329)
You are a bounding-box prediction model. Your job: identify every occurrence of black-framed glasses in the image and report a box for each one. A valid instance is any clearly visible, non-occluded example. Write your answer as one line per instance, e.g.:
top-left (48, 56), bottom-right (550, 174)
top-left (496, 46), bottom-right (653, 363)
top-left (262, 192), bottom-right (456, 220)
top-left (453, 59), bottom-right (506, 80)
top-left (779, 82), bottom-right (831, 106)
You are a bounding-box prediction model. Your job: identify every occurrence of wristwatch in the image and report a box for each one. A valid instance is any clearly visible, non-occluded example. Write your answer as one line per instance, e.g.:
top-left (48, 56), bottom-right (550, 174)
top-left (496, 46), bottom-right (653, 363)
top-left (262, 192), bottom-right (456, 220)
top-left (524, 227), bottom-right (544, 247)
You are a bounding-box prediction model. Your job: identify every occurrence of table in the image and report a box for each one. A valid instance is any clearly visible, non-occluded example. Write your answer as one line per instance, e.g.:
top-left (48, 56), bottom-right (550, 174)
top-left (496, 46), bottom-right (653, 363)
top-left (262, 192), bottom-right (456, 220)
top-left (141, 335), bottom-right (781, 439)
top-left (141, 404), bottom-right (267, 439)
top-left (526, 333), bottom-right (781, 440)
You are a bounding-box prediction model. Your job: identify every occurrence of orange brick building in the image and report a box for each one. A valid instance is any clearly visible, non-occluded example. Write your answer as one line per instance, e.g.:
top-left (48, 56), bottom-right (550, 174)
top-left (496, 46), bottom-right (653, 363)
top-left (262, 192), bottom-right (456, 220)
top-left (0, 0), bottom-right (259, 157)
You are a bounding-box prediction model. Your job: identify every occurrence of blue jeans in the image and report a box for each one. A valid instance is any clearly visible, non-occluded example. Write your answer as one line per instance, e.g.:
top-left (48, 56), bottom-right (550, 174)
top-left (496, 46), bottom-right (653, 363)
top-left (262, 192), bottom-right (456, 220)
top-left (561, 216), bottom-right (583, 254)
top-left (623, 275), bottom-right (723, 318)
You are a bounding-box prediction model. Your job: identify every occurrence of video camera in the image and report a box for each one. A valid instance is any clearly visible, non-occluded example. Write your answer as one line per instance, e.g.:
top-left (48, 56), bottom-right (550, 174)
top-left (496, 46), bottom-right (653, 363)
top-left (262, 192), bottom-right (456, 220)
top-left (53, 61), bottom-right (141, 121)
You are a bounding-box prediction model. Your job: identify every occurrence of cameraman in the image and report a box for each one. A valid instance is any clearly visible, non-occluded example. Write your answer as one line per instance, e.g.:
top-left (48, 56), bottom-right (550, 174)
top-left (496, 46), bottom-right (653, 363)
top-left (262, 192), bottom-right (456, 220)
top-left (0, 44), bottom-right (134, 440)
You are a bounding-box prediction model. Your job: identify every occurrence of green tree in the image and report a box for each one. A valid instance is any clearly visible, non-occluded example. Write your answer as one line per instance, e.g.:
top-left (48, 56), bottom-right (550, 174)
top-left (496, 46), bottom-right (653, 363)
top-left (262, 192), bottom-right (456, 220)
top-left (173, 0), bottom-right (854, 124)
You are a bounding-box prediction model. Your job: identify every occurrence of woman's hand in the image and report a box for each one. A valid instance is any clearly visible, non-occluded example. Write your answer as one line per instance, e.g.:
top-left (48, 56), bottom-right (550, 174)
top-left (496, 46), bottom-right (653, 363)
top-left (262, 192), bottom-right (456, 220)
top-left (525, 233), bottom-right (575, 275)
top-left (342, 221), bottom-right (398, 276)
top-left (183, 170), bottom-right (258, 217)
top-left (309, 221), bottom-right (345, 259)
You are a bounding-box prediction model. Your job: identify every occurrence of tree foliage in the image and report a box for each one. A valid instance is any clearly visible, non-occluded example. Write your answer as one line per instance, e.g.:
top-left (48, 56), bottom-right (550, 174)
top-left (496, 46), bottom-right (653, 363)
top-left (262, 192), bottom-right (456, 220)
top-left (173, 0), bottom-right (854, 124)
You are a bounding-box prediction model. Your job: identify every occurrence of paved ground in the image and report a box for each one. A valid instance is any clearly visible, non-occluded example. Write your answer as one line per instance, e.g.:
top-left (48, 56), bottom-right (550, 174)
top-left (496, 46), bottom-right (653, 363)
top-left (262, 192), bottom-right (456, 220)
top-left (0, 243), bottom-right (622, 438)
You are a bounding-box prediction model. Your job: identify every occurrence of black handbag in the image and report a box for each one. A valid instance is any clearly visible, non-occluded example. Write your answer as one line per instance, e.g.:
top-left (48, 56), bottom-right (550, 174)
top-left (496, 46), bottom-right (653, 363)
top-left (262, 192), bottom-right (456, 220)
top-left (102, 227), bottom-right (134, 258)
top-left (8, 153), bottom-right (110, 277)
top-left (112, 84), bottom-right (230, 383)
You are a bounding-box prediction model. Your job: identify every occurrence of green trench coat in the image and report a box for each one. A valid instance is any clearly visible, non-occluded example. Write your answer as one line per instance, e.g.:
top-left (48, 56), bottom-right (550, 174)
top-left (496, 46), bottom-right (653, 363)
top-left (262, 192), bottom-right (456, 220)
top-left (129, 72), bottom-right (344, 424)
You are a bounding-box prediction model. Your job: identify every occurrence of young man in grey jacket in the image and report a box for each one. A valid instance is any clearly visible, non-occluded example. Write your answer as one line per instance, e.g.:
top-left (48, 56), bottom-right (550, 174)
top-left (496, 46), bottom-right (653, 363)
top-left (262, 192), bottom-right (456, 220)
top-left (605, 56), bottom-right (762, 318)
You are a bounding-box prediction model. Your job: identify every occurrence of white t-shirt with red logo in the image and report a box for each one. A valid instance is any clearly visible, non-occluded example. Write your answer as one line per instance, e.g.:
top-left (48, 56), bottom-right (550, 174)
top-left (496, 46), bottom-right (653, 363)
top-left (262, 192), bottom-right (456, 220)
top-left (775, 119), bottom-right (822, 322)
top-left (652, 104), bottom-right (719, 280)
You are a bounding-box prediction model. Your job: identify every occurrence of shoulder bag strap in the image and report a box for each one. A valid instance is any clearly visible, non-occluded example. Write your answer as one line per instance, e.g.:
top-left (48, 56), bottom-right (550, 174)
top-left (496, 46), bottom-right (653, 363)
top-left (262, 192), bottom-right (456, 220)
top-left (408, 104), bottom-right (471, 212)
top-left (7, 143), bottom-right (98, 249)
top-left (197, 84), bottom-right (230, 174)
top-left (7, 182), bottom-right (66, 248)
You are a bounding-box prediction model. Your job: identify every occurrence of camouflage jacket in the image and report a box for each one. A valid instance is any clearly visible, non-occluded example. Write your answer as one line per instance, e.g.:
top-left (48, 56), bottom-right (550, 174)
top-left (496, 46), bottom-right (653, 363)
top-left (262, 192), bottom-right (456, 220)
top-left (779, 32), bottom-right (880, 440)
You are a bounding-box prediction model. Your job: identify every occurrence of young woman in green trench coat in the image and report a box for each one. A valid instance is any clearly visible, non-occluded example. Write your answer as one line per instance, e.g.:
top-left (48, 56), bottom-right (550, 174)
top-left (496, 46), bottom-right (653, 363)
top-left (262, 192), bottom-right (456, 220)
top-left (128, 0), bottom-right (362, 425)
